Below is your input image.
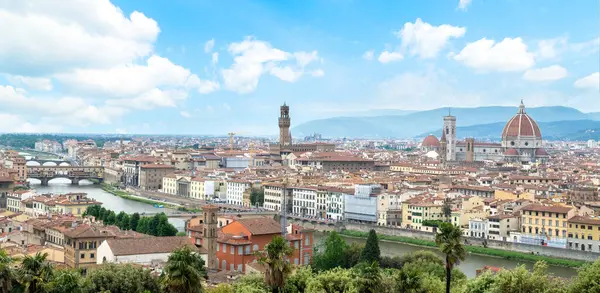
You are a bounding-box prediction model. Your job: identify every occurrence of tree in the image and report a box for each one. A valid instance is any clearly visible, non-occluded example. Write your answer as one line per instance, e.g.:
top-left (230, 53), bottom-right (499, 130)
top-left (45, 269), bottom-right (90, 293)
top-left (312, 231), bottom-right (349, 271)
top-left (0, 249), bottom-right (14, 293)
top-left (360, 229), bottom-right (381, 264)
top-left (86, 263), bottom-right (160, 293)
top-left (120, 213), bottom-right (131, 230)
top-left (353, 261), bottom-right (382, 293)
top-left (16, 252), bottom-right (54, 293)
top-left (435, 222), bottom-right (466, 293)
top-left (130, 213), bottom-right (141, 231)
top-left (255, 236), bottom-right (294, 293)
top-left (162, 246), bottom-right (207, 293)
top-left (569, 258), bottom-right (600, 293)
top-left (250, 188), bottom-right (265, 207)
top-left (343, 243), bottom-right (364, 268)
top-left (105, 211), bottom-right (117, 225)
top-left (442, 198), bottom-right (453, 222)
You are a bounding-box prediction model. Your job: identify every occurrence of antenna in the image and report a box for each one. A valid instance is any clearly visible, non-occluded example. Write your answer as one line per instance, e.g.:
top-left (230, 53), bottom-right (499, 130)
top-left (448, 107), bottom-right (451, 116)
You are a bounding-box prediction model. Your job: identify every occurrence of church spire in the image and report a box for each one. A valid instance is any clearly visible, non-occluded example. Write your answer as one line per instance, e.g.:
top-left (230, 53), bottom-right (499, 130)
top-left (518, 99), bottom-right (526, 114)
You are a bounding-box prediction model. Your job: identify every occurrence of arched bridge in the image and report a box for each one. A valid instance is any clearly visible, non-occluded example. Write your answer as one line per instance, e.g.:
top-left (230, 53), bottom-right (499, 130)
top-left (27, 166), bottom-right (104, 186)
top-left (26, 159), bottom-right (72, 166)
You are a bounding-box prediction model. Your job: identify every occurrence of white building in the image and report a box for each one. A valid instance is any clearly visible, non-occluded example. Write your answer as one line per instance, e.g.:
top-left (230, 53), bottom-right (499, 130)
top-left (263, 184), bottom-right (291, 213)
top-left (292, 187), bottom-right (317, 217)
top-left (226, 180), bottom-right (253, 206)
top-left (324, 188), bottom-right (348, 221)
top-left (587, 139), bottom-right (598, 149)
top-left (468, 218), bottom-right (488, 239)
top-left (97, 236), bottom-right (207, 265)
top-left (344, 194), bottom-right (377, 223)
top-left (6, 190), bottom-right (35, 213)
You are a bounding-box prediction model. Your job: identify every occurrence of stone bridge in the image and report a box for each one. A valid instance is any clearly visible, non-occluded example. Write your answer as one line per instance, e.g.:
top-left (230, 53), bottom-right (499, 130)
top-left (27, 166), bottom-right (104, 186)
top-left (26, 159), bottom-right (72, 166)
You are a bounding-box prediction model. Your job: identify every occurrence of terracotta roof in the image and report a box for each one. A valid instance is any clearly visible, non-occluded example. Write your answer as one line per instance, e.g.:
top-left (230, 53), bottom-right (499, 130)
top-left (105, 236), bottom-right (200, 256)
top-left (422, 135), bottom-right (440, 147)
top-left (236, 218), bottom-right (281, 235)
top-left (501, 102), bottom-right (542, 138)
top-left (568, 216), bottom-right (600, 226)
top-left (140, 164), bottom-right (175, 169)
top-left (521, 204), bottom-right (574, 214)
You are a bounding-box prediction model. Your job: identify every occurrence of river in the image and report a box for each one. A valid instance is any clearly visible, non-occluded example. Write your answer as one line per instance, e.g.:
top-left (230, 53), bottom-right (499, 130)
top-left (28, 179), bottom-right (186, 231)
top-left (313, 232), bottom-right (578, 279)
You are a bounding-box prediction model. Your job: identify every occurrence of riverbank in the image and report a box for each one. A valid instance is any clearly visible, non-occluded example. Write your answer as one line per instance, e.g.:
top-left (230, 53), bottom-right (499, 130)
top-left (340, 230), bottom-right (587, 268)
top-left (101, 184), bottom-right (178, 208)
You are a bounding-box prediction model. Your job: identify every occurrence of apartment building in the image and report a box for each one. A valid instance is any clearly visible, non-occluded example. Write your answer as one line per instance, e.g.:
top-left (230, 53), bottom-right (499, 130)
top-left (292, 187), bottom-right (317, 217)
top-left (519, 204), bottom-right (576, 248)
top-left (324, 188), bottom-right (347, 221)
top-left (567, 216), bottom-right (600, 252)
top-left (486, 214), bottom-right (520, 241)
top-left (377, 192), bottom-right (405, 227)
top-left (139, 164), bottom-right (174, 191)
top-left (226, 180), bottom-right (257, 207)
top-left (6, 190), bottom-right (35, 212)
top-left (263, 184), bottom-right (292, 213)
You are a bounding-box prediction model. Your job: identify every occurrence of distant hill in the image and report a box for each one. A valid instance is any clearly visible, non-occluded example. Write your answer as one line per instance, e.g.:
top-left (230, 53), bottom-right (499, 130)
top-left (587, 112), bottom-right (600, 121)
top-left (292, 106), bottom-right (590, 138)
top-left (421, 120), bottom-right (600, 141)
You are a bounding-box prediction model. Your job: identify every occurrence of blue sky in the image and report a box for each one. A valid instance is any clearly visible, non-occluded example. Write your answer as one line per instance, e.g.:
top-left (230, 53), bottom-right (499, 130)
top-left (0, 0), bottom-right (598, 135)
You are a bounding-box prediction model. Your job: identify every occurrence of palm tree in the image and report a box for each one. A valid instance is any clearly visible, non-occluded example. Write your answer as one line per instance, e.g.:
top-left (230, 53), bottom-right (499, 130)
top-left (16, 252), bottom-right (54, 293)
top-left (435, 222), bottom-right (466, 293)
top-left (162, 245), bottom-right (207, 293)
top-left (0, 249), bottom-right (14, 293)
top-left (255, 236), bottom-right (294, 293)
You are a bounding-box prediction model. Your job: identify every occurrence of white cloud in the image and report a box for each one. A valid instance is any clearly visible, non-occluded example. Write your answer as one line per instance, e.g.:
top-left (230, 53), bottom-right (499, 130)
top-left (378, 51), bottom-right (404, 63)
top-left (212, 52), bottom-right (219, 64)
top-left (115, 128), bottom-right (128, 134)
top-left (311, 69), bottom-right (325, 77)
top-left (56, 55), bottom-right (206, 97)
top-left (6, 75), bottom-right (53, 91)
top-left (221, 37), bottom-right (321, 93)
top-left (270, 66), bottom-right (304, 82)
top-left (377, 70), bottom-right (482, 110)
top-left (362, 50), bottom-right (374, 61)
top-left (522, 65), bottom-right (567, 82)
top-left (397, 18), bottom-right (466, 59)
top-left (0, 85), bottom-right (124, 126)
top-left (180, 111), bottom-right (191, 118)
top-left (0, 113), bottom-right (62, 133)
top-left (574, 72), bottom-right (599, 90)
top-left (454, 37), bottom-right (535, 72)
top-left (570, 37), bottom-right (600, 56)
top-left (0, 0), bottom-right (159, 75)
top-left (458, 0), bottom-right (472, 10)
top-left (204, 39), bottom-right (215, 53)
top-left (106, 89), bottom-right (188, 110)
top-left (535, 37), bottom-right (568, 60)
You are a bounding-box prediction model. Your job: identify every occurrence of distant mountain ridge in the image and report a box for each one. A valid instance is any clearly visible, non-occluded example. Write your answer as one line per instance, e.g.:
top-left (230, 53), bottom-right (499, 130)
top-left (292, 106), bottom-right (594, 138)
top-left (421, 120), bottom-right (600, 141)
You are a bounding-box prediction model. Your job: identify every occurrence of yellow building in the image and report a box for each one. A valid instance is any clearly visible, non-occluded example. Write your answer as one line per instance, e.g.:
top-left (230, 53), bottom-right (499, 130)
top-left (567, 216), bottom-right (600, 253)
top-left (520, 204), bottom-right (576, 244)
top-left (403, 201), bottom-right (444, 232)
top-left (54, 193), bottom-right (102, 216)
top-left (190, 178), bottom-right (206, 200)
top-left (494, 190), bottom-right (535, 201)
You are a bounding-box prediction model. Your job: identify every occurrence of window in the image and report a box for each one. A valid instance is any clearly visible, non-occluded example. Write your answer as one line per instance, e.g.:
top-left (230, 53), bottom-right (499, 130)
top-left (253, 244), bottom-right (259, 251)
top-left (90, 253), bottom-right (94, 258)
top-left (223, 244), bottom-right (227, 251)
top-left (217, 243), bottom-right (220, 251)
top-left (238, 246), bottom-right (243, 255)
top-left (80, 253), bottom-right (85, 259)
top-left (237, 264), bottom-right (243, 271)
top-left (245, 245), bottom-right (250, 255)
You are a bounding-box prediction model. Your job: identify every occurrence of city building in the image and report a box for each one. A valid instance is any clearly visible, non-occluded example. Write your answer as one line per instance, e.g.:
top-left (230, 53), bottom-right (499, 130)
top-left (226, 180), bottom-right (260, 207)
top-left (566, 216), bottom-right (600, 253)
top-left (519, 204), bottom-right (576, 248)
top-left (139, 164), bottom-right (175, 191)
top-left (96, 236), bottom-right (205, 265)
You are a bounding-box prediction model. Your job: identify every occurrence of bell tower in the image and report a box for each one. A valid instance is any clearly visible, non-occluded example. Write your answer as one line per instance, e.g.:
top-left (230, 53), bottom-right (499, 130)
top-left (279, 103), bottom-right (291, 147)
top-left (202, 205), bottom-right (219, 270)
top-left (443, 109), bottom-right (457, 161)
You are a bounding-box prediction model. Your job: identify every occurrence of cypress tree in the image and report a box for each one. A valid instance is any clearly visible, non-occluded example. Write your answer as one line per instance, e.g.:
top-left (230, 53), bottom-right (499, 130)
top-left (360, 229), bottom-right (381, 264)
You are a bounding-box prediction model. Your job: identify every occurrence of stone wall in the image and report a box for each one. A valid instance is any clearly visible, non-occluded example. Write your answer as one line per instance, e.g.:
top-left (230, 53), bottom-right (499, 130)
top-left (301, 220), bottom-right (600, 262)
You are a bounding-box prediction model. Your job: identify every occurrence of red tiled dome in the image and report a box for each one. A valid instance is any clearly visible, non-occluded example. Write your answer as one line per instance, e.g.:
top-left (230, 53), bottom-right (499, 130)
top-left (501, 101), bottom-right (542, 139)
top-left (422, 135), bottom-right (440, 147)
top-left (503, 148), bottom-right (519, 156)
top-left (535, 148), bottom-right (549, 156)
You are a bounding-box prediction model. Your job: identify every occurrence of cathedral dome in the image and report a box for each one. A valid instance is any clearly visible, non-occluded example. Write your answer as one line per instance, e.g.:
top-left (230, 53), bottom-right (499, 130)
top-left (501, 101), bottom-right (542, 139)
top-left (503, 148), bottom-right (519, 156)
top-left (535, 148), bottom-right (549, 157)
top-left (422, 135), bottom-right (440, 148)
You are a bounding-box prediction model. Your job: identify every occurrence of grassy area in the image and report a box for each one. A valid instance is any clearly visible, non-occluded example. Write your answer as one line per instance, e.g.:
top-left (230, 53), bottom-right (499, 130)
top-left (100, 183), bottom-right (200, 213)
top-left (339, 229), bottom-right (587, 268)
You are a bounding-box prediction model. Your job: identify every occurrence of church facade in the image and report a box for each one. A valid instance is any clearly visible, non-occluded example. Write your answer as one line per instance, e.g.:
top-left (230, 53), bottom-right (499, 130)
top-left (421, 101), bottom-right (549, 164)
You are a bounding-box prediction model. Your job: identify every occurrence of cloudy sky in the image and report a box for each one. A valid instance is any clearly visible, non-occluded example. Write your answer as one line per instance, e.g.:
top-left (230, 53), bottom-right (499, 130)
top-left (0, 0), bottom-right (598, 135)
